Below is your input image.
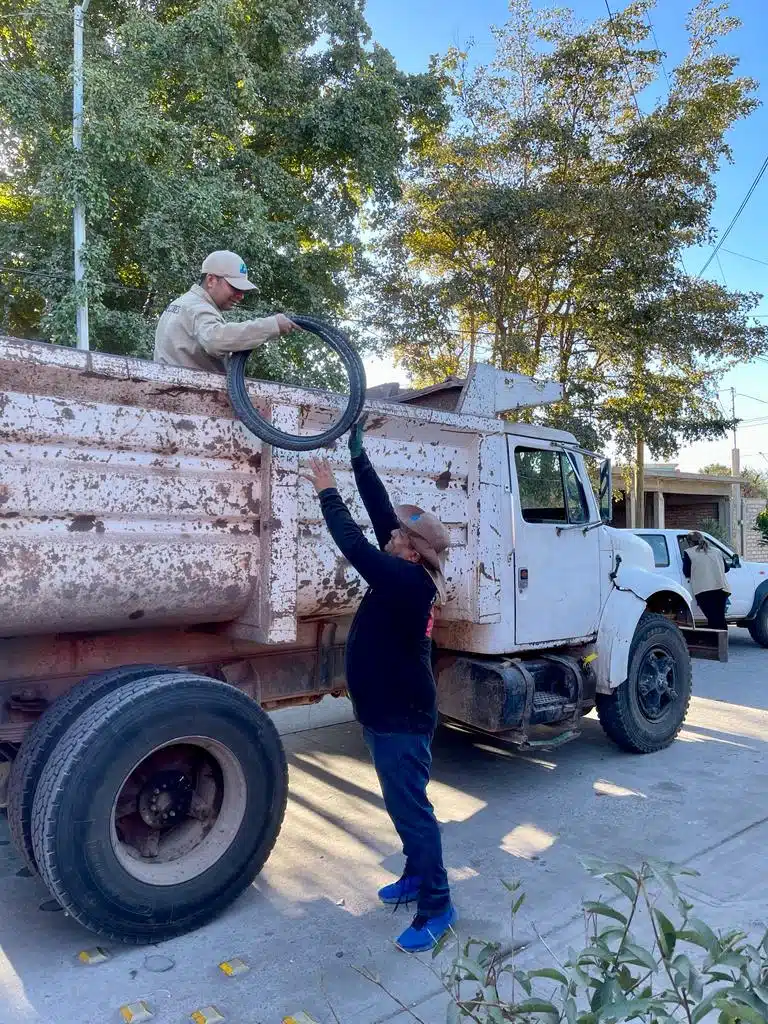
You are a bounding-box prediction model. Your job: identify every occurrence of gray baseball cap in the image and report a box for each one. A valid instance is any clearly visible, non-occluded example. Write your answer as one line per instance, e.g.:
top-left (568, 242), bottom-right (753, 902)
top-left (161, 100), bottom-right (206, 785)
top-left (201, 250), bottom-right (257, 291)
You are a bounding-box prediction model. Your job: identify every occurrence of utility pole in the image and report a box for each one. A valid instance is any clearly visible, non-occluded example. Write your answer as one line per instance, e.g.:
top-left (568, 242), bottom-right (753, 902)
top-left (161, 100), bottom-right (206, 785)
top-left (731, 387), bottom-right (743, 553)
top-left (73, 0), bottom-right (91, 351)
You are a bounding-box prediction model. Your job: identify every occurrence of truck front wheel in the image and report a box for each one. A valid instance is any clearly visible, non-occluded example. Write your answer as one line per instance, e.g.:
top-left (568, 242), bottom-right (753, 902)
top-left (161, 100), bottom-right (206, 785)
top-left (596, 613), bottom-right (692, 754)
top-left (747, 601), bottom-right (768, 647)
top-left (31, 672), bottom-right (287, 943)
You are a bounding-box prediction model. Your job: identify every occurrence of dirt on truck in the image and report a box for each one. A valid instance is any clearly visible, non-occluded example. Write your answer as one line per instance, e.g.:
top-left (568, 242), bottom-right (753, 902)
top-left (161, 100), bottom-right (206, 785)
top-left (0, 335), bottom-right (717, 943)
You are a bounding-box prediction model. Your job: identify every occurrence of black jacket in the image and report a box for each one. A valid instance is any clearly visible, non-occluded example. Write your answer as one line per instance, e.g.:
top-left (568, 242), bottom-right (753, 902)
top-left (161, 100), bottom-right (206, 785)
top-left (318, 450), bottom-right (438, 734)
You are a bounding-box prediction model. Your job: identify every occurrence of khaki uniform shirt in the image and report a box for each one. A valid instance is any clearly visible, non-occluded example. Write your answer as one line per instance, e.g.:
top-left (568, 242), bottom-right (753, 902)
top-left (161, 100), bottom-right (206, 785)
top-left (153, 284), bottom-right (280, 374)
top-left (687, 546), bottom-right (731, 596)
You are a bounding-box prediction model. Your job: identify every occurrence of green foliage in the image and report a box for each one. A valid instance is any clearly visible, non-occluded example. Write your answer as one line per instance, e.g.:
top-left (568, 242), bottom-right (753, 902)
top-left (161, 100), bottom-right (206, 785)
top-left (699, 517), bottom-right (732, 548)
top-left (755, 508), bottom-right (768, 549)
top-left (0, 0), bottom-right (446, 383)
top-left (700, 464), bottom-right (768, 500)
top-left (365, 0), bottom-right (767, 456)
top-left (407, 860), bottom-right (768, 1022)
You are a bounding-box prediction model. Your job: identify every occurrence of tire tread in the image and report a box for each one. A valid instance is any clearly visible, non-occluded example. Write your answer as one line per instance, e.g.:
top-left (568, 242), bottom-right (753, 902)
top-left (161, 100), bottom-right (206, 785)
top-left (31, 673), bottom-right (287, 943)
top-left (747, 603), bottom-right (768, 647)
top-left (8, 664), bottom-right (179, 874)
top-left (596, 612), bottom-right (692, 754)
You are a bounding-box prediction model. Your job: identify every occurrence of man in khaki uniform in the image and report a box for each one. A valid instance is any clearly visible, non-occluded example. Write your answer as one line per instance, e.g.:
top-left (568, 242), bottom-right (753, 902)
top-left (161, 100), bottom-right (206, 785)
top-left (154, 250), bottom-right (297, 373)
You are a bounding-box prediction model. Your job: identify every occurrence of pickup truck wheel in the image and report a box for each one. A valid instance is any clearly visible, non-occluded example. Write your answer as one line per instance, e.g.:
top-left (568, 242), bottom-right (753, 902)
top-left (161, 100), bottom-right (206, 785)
top-left (747, 601), bottom-right (768, 647)
top-left (8, 664), bottom-right (182, 876)
top-left (31, 673), bottom-right (287, 943)
top-left (596, 613), bottom-right (691, 754)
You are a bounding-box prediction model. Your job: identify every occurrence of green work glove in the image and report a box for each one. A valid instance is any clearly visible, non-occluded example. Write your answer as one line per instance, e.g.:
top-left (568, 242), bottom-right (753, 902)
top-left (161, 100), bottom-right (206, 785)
top-left (348, 413), bottom-right (368, 459)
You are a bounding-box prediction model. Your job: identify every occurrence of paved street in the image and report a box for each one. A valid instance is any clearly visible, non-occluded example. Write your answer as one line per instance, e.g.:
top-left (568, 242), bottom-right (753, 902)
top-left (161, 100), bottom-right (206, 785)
top-left (1, 629), bottom-right (767, 1024)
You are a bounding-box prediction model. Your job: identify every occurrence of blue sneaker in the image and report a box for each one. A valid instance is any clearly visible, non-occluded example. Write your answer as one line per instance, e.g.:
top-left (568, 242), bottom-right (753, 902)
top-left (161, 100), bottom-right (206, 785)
top-left (378, 875), bottom-right (422, 906)
top-left (395, 906), bottom-right (457, 953)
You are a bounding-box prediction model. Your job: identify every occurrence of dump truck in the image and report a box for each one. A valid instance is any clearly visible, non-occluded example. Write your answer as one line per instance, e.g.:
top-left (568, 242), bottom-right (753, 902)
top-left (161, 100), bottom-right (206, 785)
top-left (0, 336), bottom-right (705, 944)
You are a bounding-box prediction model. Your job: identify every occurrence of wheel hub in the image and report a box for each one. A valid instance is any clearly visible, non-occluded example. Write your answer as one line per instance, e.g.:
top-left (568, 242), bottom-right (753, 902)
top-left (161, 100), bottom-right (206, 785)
top-left (637, 648), bottom-right (677, 721)
top-left (138, 770), bottom-right (193, 829)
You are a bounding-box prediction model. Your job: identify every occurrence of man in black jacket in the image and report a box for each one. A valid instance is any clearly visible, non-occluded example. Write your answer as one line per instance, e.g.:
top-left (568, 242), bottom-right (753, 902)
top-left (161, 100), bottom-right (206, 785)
top-left (303, 422), bottom-right (455, 953)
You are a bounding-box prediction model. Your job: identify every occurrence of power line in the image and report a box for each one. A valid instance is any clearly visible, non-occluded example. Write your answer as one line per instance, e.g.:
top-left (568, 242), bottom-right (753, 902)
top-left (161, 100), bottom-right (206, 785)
top-left (715, 252), bottom-right (728, 288)
top-left (721, 248), bottom-right (768, 268)
top-left (603, 0), bottom-right (643, 118)
top-left (645, 12), bottom-right (672, 92)
top-left (698, 153), bottom-right (768, 277)
top-left (0, 263), bottom-right (150, 295)
top-left (736, 392), bottom-right (768, 407)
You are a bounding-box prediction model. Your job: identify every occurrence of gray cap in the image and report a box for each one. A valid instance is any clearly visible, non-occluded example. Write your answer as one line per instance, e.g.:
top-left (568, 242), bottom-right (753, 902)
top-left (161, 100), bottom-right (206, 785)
top-left (201, 250), bottom-right (257, 291)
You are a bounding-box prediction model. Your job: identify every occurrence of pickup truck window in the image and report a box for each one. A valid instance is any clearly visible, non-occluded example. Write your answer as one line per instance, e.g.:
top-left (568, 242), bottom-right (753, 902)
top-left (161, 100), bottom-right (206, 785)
top-left (515, 447), bottom-right (589, 525)
top-left (639, 533), bottom-right (670, 567)
top-left (677, 534), bottom-right (734, 567)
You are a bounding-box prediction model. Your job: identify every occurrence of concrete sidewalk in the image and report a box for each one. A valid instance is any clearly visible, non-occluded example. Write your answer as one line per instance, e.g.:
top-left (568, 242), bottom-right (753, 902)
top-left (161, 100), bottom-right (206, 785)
top-left (0, 630), bottom-right (766, 1023)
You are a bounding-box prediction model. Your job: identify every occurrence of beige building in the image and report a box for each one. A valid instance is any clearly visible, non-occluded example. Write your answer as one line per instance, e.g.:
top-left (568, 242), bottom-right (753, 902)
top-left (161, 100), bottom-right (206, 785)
top-left (613, 464), bottom-right (746, 549)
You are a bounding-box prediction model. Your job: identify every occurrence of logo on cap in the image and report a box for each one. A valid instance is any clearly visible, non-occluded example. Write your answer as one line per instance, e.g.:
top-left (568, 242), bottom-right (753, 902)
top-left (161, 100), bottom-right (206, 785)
top-left (239, 262), bottom-right (247, 274)
top-left (409, 513), bottom-right (421, 522)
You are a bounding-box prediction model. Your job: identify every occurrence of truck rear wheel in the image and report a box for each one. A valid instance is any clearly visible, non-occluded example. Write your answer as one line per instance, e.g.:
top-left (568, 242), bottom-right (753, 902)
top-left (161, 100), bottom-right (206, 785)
top-left (596, 613), bottom-right (691, 754)
top-left (8, 664), bottom-right (181, 876)
top-left (31, 673), bottom-right (287, 943)
top-left (747, 601), bottom-right (768, 647)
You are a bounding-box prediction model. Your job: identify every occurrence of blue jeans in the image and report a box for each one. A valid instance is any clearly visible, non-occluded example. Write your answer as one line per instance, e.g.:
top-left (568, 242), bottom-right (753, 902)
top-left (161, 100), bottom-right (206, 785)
top-left (363, 727), bottom-right (451, 917)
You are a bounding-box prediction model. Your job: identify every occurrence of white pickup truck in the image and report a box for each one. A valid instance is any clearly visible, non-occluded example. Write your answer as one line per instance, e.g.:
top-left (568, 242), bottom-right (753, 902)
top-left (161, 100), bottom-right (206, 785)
top-left (0, 336), bottom-right (714, 943)
top-left (631, 528), bottom-right (768, 647)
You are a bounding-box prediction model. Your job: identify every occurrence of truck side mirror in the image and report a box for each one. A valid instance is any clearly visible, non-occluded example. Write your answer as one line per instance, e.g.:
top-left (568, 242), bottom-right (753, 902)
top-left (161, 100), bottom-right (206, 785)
top-left (599, 458), bottom-right (613, 523)
top-left (732, 553), bottom-right (741, 569)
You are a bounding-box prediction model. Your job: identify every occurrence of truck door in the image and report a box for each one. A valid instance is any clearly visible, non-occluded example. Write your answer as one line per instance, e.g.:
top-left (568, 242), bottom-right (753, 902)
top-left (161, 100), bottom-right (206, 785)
top-left (510, 442), bottom-right (602, 645)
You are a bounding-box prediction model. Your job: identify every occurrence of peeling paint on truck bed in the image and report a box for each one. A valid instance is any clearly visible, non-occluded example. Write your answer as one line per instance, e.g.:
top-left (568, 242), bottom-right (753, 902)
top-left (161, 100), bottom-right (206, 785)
top-left (0, 338), bottom-right (515, 649)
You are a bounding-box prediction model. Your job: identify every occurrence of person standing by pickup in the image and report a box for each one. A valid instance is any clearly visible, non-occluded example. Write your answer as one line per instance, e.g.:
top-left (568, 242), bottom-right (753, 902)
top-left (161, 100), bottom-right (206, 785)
top-left (154, 250), bottom-right (297, 373)
top-left (682, 532), bottom-right (731, 630)
top-left (303, 422), bottom-right (456, 953)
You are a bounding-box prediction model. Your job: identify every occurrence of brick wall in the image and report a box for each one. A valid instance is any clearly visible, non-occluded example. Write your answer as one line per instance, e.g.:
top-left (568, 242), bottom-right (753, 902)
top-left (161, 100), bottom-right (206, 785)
top-left (665, 501), bottom-right (719, 530)
top-left (743, 497), bottom-right (768, 561)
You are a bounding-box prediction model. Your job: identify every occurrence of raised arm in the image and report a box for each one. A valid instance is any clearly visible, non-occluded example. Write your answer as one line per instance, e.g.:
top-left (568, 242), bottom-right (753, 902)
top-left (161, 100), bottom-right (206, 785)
top-left (304, 456), bottom-right (427, 594)
top-left (350, 449), bottom-right (399, 551)
top-left (319, 488), bottom-right (418, 590)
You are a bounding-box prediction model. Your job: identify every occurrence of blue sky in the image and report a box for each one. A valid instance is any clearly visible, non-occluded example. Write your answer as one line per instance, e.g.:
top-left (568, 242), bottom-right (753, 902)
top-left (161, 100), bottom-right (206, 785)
top-left (361, 0), bottom-right (768, 473)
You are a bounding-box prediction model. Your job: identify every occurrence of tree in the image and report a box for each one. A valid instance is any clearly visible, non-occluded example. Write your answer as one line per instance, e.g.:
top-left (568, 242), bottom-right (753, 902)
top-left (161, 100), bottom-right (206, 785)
top-left (0, 0), bottom-right (445, 386)
top-left (365, 0), bottom-right (767, 522)
top-left (700, 462), bottom-right (768, 498)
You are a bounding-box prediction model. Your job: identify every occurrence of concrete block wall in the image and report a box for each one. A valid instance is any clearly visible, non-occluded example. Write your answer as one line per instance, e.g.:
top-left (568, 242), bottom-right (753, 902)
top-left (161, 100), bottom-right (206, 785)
top-left (743, 498), bottom-right (768, 561)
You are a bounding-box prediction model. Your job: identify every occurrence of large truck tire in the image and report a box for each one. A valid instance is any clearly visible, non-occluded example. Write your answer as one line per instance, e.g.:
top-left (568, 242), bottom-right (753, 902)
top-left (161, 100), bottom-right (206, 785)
top-left (227, 315), bottom-right (366, 451)
top-left (747, 601), bottom-right (768, 647)
top-left (8, 664), bottom-right (182, 876)
top-left (30, 673), bottom-right (288, 943)
top-left (596, 613), bottom-right (692, 754)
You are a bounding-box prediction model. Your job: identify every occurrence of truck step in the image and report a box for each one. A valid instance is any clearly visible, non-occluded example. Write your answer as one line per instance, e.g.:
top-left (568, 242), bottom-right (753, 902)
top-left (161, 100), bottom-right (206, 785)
top-left (531, 691), bottom-right (573, 725)
top-left (522, 728), bottom-right (580, 750)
